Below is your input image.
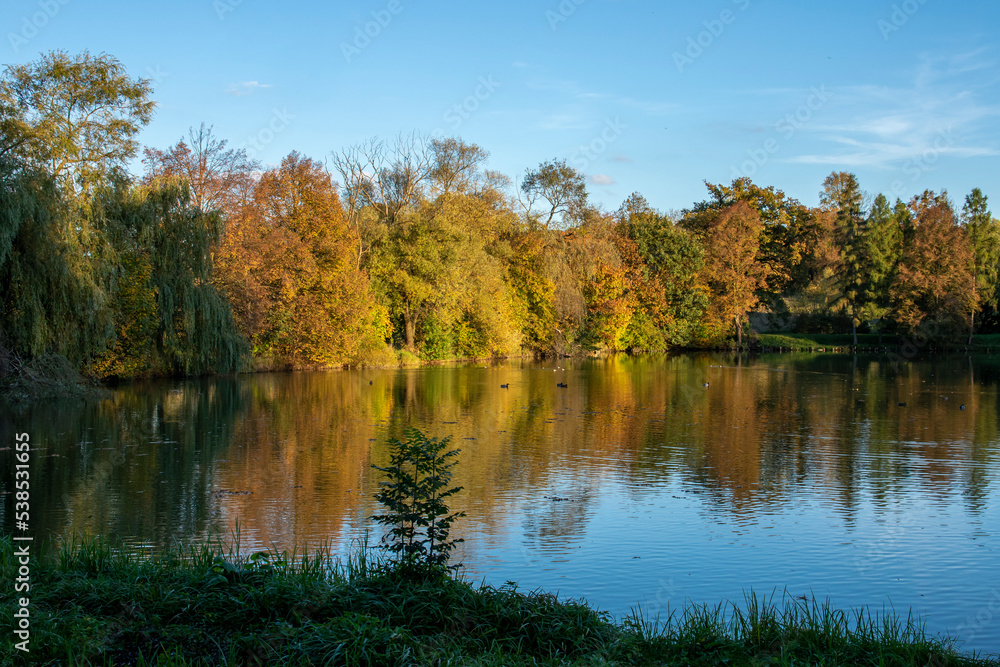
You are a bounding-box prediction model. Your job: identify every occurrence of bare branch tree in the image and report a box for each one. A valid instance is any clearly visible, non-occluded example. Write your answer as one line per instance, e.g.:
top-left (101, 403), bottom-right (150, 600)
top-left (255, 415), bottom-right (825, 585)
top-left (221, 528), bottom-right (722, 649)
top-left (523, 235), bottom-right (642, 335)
top-left (143, 122), bottom-right (258, 219)
top-left (331, 132), bottom-right (433, 268)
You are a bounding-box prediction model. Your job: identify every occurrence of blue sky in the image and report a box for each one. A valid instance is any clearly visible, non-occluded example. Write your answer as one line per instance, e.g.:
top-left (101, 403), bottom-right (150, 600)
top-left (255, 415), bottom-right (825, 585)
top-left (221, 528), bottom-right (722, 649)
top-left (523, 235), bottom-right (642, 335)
top-left (3, 0), bottom-right (998, 214)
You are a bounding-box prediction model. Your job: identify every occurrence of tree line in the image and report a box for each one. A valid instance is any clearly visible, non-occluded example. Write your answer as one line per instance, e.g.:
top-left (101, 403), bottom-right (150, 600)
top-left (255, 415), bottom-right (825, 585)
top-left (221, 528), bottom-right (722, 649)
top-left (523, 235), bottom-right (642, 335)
top-left (2, 51), bottom-right (998, 381)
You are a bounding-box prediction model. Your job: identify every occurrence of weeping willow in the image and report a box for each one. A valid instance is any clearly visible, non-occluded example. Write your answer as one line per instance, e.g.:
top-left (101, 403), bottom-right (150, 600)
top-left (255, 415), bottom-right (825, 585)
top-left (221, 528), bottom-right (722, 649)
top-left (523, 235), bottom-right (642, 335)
top-left (92, 178), bottom-right (249, 376)
top-left (1, 165), bottom-right (248, 381)
top-left (0, 165), bottom-right (115, 367)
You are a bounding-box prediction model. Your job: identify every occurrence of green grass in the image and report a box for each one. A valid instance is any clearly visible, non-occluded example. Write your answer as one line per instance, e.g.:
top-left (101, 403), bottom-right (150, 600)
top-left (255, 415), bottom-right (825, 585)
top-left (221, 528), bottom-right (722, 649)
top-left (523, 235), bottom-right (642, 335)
top-left (974, 334), bottom-right (1000, 347)
top-left (755, 333), bottom-right (885, 350)
top-left (755, 332), bottom-right (1000, 351)
top-left (2, 534), bottom-right (996, 666)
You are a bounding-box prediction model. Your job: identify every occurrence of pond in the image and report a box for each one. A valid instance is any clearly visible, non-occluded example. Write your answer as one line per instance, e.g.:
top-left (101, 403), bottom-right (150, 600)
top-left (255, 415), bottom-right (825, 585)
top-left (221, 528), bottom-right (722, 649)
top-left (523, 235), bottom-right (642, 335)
top-left (2, 352), bottom-right (999, 654)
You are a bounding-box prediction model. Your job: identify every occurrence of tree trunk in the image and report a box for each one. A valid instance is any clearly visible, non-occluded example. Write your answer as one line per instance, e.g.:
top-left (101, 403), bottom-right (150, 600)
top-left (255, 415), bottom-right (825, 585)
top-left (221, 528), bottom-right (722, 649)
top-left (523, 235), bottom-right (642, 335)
top-left (404, 309), bottom-right (416, 351)
top-left (735, 315), bottom-right (742, 348)
top-left (852, 320), bottom-right (858, 346)
top-left (969, 310), bottom-right (975, 346)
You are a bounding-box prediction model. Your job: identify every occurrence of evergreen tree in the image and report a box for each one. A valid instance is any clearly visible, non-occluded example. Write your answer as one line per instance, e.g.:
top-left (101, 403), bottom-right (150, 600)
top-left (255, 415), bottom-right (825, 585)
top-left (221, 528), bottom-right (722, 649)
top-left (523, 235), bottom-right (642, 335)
top-left (821, 172), bottom-right (866, 344)
top-left (962, 188), bottom-right (1000, 341)
top-left (860, 194), bottom-right (903, 339)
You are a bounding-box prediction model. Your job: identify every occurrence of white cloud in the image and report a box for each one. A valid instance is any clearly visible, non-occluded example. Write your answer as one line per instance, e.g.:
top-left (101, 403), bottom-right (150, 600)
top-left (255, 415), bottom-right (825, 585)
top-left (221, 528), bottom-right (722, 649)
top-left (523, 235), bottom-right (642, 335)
top-left (779, 51), bottom-right (1000, 169)
top-left (526, 77), bottom-right (676, 116)
top-left (226, 81), bottom-right (273, 96)
top-left (590, 174), bottom-right (615, 185)
top-left (538, 112), bottom-right (594, 131)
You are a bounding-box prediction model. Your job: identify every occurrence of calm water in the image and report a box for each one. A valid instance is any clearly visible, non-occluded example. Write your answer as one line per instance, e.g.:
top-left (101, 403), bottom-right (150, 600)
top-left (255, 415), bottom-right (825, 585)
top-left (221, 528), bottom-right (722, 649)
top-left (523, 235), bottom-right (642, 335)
top-left (2, 352), bottom-right (999, 654)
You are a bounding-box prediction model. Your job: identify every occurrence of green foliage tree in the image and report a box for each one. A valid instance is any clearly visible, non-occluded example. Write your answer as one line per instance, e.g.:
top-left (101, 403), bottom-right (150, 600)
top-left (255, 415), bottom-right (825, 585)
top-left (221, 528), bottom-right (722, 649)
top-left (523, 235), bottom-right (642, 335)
top-left (91, 178), bottom-right (248, 375)
top-left (1, 50), bottom-right (156, 373)
top-left (616, 206), bottom-right (707, 347)
top-left (962, 188), bottom-right (1000, 341)
top-left (0, 167), bottom-right (114, 366)
top-left (0, 50), bottom-right (154, 193)
top-left (519, 158), bottom-right (588, 229)
top-left (822, 171), bottom-right (867, 344)
top-left (371, 428), bottom-right (465, 578)
top-left (860, 194), bottom-right (904, 339)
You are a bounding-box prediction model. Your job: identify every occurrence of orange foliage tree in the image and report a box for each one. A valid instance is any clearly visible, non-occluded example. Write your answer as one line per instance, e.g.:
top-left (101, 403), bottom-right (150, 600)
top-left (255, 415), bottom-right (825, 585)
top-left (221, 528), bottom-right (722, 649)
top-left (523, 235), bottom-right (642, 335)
top-left (891, 191), bottom-right (975, 337)
top-left (699, 201), bottom-right (771, 346)
top-left (216, 152), bottom-right (388, 366)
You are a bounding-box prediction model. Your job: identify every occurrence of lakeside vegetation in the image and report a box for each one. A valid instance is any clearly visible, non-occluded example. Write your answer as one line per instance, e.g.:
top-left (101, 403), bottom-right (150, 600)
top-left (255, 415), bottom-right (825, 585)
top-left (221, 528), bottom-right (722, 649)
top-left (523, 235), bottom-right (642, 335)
top-left (4, 533), bottom-right (998, 666)
top-left (756, 332), bottom-right (1000, 351)
top-left (2, 50), bottom-right (1000, 394)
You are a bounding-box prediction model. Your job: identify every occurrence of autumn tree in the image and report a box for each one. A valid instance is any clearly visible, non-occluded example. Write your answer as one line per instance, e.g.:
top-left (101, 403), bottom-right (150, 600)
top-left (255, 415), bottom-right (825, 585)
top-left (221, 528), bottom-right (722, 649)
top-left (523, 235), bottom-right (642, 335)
top-left (217, 152), bottom-right (385, 366)
top-left (142, 123), bottom-right (258, 217)
top-left (504, 228), bottom-right (556, 351)
top-left (370, 190), bottom-right (521, 358)
top-left (891, 191), bottom-right (975, 337)
top-left (697, 201), bottom-right (770, 346)
top-left (616, 192), bottom-right (654, 223)
top-left (427, 137), bottom-right (489, 196)
top-left (684, 177), bottom-right (804, 299)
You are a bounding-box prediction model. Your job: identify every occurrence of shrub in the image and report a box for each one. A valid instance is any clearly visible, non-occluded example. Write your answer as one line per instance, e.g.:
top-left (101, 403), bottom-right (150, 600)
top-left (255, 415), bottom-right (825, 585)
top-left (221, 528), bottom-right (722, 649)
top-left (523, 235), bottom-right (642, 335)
top-left (371, 427), bottom-right (465, 579)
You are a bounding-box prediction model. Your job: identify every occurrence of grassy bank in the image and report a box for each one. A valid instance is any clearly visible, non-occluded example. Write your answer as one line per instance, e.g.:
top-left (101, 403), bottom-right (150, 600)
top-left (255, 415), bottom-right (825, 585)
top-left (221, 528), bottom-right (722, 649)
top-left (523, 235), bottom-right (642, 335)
top-left (755, 332), bottom-right (1000, 352)
top-left (2, 535), bottom-right (995, 666)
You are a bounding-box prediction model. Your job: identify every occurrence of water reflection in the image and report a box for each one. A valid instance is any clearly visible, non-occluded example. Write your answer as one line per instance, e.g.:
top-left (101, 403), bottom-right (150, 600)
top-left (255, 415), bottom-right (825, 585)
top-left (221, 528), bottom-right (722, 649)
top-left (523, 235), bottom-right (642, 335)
top-left (1, 353), bottom-right (998, 652)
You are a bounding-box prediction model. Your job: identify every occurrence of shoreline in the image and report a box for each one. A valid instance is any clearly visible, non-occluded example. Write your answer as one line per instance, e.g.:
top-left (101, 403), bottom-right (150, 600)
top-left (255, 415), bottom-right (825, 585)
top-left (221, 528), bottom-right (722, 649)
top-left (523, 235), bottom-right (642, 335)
top-left (4, 339), bottom-right (999, 405)
top-left (2, 534), bottom-right (996, 666)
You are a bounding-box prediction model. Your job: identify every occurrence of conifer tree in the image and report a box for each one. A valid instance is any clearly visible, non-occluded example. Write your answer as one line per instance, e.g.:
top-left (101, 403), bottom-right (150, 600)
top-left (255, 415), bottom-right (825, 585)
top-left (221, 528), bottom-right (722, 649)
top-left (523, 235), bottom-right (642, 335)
top-left (962, 188), bottom-right (1000, 342)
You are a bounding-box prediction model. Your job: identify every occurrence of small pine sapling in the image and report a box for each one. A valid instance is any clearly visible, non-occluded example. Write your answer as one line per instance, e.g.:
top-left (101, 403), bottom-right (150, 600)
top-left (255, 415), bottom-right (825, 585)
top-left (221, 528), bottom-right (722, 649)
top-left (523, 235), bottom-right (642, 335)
top-left (371, 427), bottom-right (465, 578)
